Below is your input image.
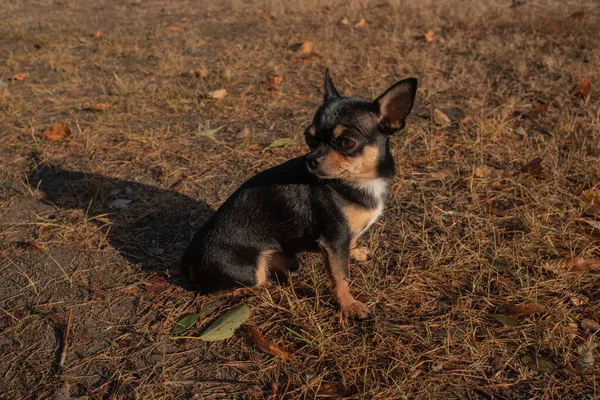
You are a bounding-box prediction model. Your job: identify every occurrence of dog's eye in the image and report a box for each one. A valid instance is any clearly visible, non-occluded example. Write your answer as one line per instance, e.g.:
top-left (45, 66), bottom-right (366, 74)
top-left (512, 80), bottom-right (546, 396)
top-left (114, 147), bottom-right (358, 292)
top-left (304, 132), bottom-right (318, 148)
top-left (338, 138), bottom-right (356, 151)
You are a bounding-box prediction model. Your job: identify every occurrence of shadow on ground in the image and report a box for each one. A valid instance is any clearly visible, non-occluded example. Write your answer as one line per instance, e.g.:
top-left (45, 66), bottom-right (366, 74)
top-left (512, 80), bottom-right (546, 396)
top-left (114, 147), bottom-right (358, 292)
top-left (27, 163), bottom-right (213, 285)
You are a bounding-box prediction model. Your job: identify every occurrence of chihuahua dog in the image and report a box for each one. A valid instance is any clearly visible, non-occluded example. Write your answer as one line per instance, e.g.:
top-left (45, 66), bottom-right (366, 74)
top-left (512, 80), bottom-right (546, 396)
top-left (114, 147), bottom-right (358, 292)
top-left (182, 70), bottom-right (417, 319)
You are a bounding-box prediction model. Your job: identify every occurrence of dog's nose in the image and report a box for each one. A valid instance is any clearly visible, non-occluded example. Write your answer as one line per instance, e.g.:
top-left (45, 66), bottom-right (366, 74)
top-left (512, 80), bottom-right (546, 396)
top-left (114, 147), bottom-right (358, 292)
top-left (307, 153), bottom-right (323, 169)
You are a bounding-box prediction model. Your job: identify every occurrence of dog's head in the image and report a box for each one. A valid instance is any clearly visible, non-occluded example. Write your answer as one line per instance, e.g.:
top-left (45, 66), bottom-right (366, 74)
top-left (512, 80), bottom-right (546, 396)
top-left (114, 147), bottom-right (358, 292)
top-left (305, 70), bottom-right (417, 182)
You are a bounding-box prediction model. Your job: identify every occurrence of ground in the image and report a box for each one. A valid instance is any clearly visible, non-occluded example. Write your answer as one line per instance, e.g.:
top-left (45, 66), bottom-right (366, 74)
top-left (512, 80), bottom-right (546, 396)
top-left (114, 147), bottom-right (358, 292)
top-left (1, 0), bottom-right (599, 398)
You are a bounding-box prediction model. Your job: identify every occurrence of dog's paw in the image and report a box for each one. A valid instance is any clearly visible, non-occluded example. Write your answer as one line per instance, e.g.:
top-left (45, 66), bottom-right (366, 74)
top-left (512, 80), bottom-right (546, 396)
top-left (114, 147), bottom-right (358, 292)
top-left (341, 300), bottom-right (371, 320)
top-left (350, 247), bottom-right (369, 262)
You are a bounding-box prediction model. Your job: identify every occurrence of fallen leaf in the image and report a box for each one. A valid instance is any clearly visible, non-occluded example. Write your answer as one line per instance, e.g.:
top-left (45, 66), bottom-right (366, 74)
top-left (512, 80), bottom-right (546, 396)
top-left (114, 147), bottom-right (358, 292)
top-left (40, 123), bottom-right (71, 141)
top-left (424, 30), bottom-right (438, 42)
top-left (181, 17), bottom-right (189, 23)
top-left (197, 304), bottom-right (251, 341)
top-left (110, 199), bottom-right (131, 209)
top-left (340, 17), bottom-right (350, 25)
top-left (189, 69), bottom-right (208, 78)
top-left (489, 259), bottom-right (511, 272)
top-left (195, 126), bottom-right (224, 137)
top-left (173, 314), bottom-right (199, 334)
top-left (433, 109), bottom-right (451, 126)
top-left (514, 126), bottom-right (527, 136)
top-left (144, 275), bottom-right (169, 294)
top-left (167, 26), bottom-right (184, 32)
top-left (354, 18), bottom-right (367, 28)
top-left (575, 341), bottom-right (597, 374)
top-left (266, 75), bottom-right (283, 91)
top-left (521, 354), bottom-right (556, 373)
top-left (520, 157), bottom-right (543, 176)
top-left (92, 30), bottom-right (102, 38)
top-left (244, 323), bottom-right (295, 360)
top-left (377, 2), bottom-right (391, 7)
top-left (565, 323), bottom-right (578, 337)
top-left (10, 72), bottom-right (29, 81)
top-left (488, 314), bottom-right (520, 327)
top-left (85, 103), bottom-right (109, 112)
top-left (323, 7), bottom-right (333, 14)
top-left (293, 94), bottom-right (308, 101)
top-left (581, 319), bottom-right (600, 332)
top-left (582, 189), bottom-right (600, 216)
top-left (474, 165), bottom-right (498, 179)
top-left (235, 126), bottom-right (250, 139)
top-left (296, 42), bottom-right (313, 56)
top-left (207, 89), bottom-right (227, 100)
top-left (531, 103), bottom-right (548, 117)
top-left (576, 77), bottom-right (591, 96)
top-left (569, 11), bottom-right (585, 20)
top-left (501, 303), bottom-right (544, 315)
top-left (318, 382), bottom-right (345, 397)
top-left (268, 138), bottom-right (297, 148)
top-left (545, 257), bottom-right (600, 274)
top-left (570, 295), bottom-right (587, 306)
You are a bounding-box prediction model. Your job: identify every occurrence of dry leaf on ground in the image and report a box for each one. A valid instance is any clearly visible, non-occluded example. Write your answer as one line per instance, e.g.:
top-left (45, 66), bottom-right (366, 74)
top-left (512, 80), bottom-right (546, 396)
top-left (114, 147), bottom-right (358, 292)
top-left (501, 303), bottom-right (544, 315)
top-left (520, 157), bottom-right (543, 176)
top-left (244, 323), bottom-right (295, 360)
top-left (189, 69), bottom-right (208, 78)
top-left (92, 30), bottom-right (102, 38)
top-left (144, 275), bottom-right (170, 294)
top-left (10, 72), bottom-right (29, 81)
top-left (167, 26), bottom-right (184, 32)
top-left (40, 123), bottom-right (71, 141)
top-left (433, 109), bottom-right (451, 126)
top-left (266, 75), bottom-right (283, 90)
top-left (207, 89), bottom-right (227, 100)
top-left (340, 17), bottom-right (350, 25)
top-left (354, 18), bottom-right (367, 28)
top-left (582, 189), bottom-right (600, 216)
top-left (424, 30), bottom-right (438, 42)
top-left (545, 257), bottom-right (600, 274)
top-left (576, 77), bottom-right (591, 96)
top-left (474, 165), bottom-right (498, 179)
top-left (85, 103), bottom-right (109, 112)
top-left (569, 11), bottom-right (585, 20)
top-left (197, 304), bottom-right (251, 341)
top-left (296, 42), bottom-right (313, 56)
top-left (581, 319), bottom-right (600, 332)
top-left (181, 17), bottom-right (188, 22)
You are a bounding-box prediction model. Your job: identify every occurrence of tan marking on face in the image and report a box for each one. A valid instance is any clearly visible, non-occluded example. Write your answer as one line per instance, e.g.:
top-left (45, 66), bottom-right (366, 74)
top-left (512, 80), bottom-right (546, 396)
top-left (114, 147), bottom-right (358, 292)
top-left (318, 145), bottom-right (380, 182)
top-left (333, 124), bottom-right (344, 138)
top-left (344, 204), bottom-right (377, 236)
top-left (307, 126), bottom-right (316, 137)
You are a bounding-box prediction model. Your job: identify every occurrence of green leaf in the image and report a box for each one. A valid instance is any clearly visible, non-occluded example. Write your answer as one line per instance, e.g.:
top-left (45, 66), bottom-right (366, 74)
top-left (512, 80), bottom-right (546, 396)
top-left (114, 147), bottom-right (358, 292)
top-left (173, 314), bottom-right (199, 334)
top-left (198, 304), bottom-right (251, 341)
top-left (79, 38), bottom-right (88, 43)
top-left (195, 126), bottom-right (225, 137)
top-left (268, 138), bottom-right (297, 148)
top-left (488, 314), bottom-right (520, 327)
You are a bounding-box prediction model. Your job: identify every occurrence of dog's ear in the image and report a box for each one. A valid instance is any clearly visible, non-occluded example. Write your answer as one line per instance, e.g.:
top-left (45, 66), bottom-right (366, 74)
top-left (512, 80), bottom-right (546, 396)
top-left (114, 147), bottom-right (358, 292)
top-left (324, 69), bottom-right (341, 101)
top-left (374, 78), bottom-right (418, 133)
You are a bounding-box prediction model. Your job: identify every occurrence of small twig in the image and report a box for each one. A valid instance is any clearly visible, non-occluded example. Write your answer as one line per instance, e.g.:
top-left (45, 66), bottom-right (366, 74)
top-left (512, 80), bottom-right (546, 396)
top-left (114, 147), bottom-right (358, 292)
top-left (58, 309), bottom-right (73, 370)
top-left (163, 379), bottom-right (256, 386)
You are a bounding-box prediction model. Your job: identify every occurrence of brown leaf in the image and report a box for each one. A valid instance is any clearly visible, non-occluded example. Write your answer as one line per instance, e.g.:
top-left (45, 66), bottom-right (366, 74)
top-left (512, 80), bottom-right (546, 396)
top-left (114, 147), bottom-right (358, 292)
top-left (167, 26), bottom-right (184, 32)
top-left (501, 303), bottom-right (544, 315)
top-left (244, 323), bottom-right (295, 360)
top-left (433, 109), bottom-right (451, 126)
top-left (377, 2), bottom-right (391, 7)
top-left (10, 72), bottom-right (29, 81)
top-left (317, 382), bottom-right (345, 398)
top-left (576, 77), bottom-right (591, 96)
top-left (531, 103), bottom-right (547, 117)
top-left (207, 89), bottom-right (227, 100)
top-left (581, 319), bottom-right (600, 332)
top-left (181, 17), bottom-right (189, 23)
top-left (488, 314), bottom-right (520, 327)
top-left (39, 123), bottom-right (71, 142)
top-left (293, 94), bottom-right (308, 101)
top-left (84, 103), bottom-right (109, 112)
top-left (546, 257), bottom-right (600, 274)
top-left (474, 165), bottom-right (498, 179)
top-left (339, 17), bottom-right (350, 26)
top-left (424, 30), bottom-right (438, 42)
top-left (296, 42), bottom-right (313, 56)
top-left (521, 354), bottom-right (556, 373)
top-left (189, 69), bottom-right (208, 79)
top-left (569, 11), bottom-right (585, 20)
top-left (144, 275), bottom-right (170, 294)
top-left (520, 157), bottom-right (543, 176)
top-left (266, 75), bottom-right (283, 91)
top-left (323, 7), bottom-right (333, 14)
top-left (354, 18), bottom-right (367, 28)
top-left (235, 126), bottom-right (250, 139)
top-left (92, 30), bottom-right (103, 38)
top-left (582, 189), bottom-right (600, 216)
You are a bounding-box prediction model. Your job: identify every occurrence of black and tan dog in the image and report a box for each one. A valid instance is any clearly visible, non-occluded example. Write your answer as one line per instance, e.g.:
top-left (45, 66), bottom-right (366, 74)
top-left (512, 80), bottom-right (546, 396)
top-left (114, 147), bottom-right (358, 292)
top-left (182, 71), bottom-right (417, 319)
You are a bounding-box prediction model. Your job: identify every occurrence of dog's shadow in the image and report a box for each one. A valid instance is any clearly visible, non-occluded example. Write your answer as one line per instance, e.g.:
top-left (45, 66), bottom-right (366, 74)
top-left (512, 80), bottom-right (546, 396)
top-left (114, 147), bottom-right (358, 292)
top-left (28, 164), bottom-right (213, 285)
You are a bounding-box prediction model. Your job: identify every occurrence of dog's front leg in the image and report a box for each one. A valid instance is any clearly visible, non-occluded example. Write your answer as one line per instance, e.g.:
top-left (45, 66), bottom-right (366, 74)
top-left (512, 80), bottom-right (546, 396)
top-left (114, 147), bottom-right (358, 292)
top-left (319, 240), bottom-right (371, 319)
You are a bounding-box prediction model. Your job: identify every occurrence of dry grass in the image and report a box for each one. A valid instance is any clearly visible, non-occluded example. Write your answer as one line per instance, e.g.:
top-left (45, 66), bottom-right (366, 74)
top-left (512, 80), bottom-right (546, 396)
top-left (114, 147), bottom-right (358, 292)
top-left (1, 0), bottom-right (599, 398)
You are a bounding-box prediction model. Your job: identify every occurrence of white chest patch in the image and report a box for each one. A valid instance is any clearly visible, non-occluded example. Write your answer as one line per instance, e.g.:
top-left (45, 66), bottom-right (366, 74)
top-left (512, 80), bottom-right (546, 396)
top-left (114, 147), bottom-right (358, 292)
top-left (354, 178), bottom-right (389, 237)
